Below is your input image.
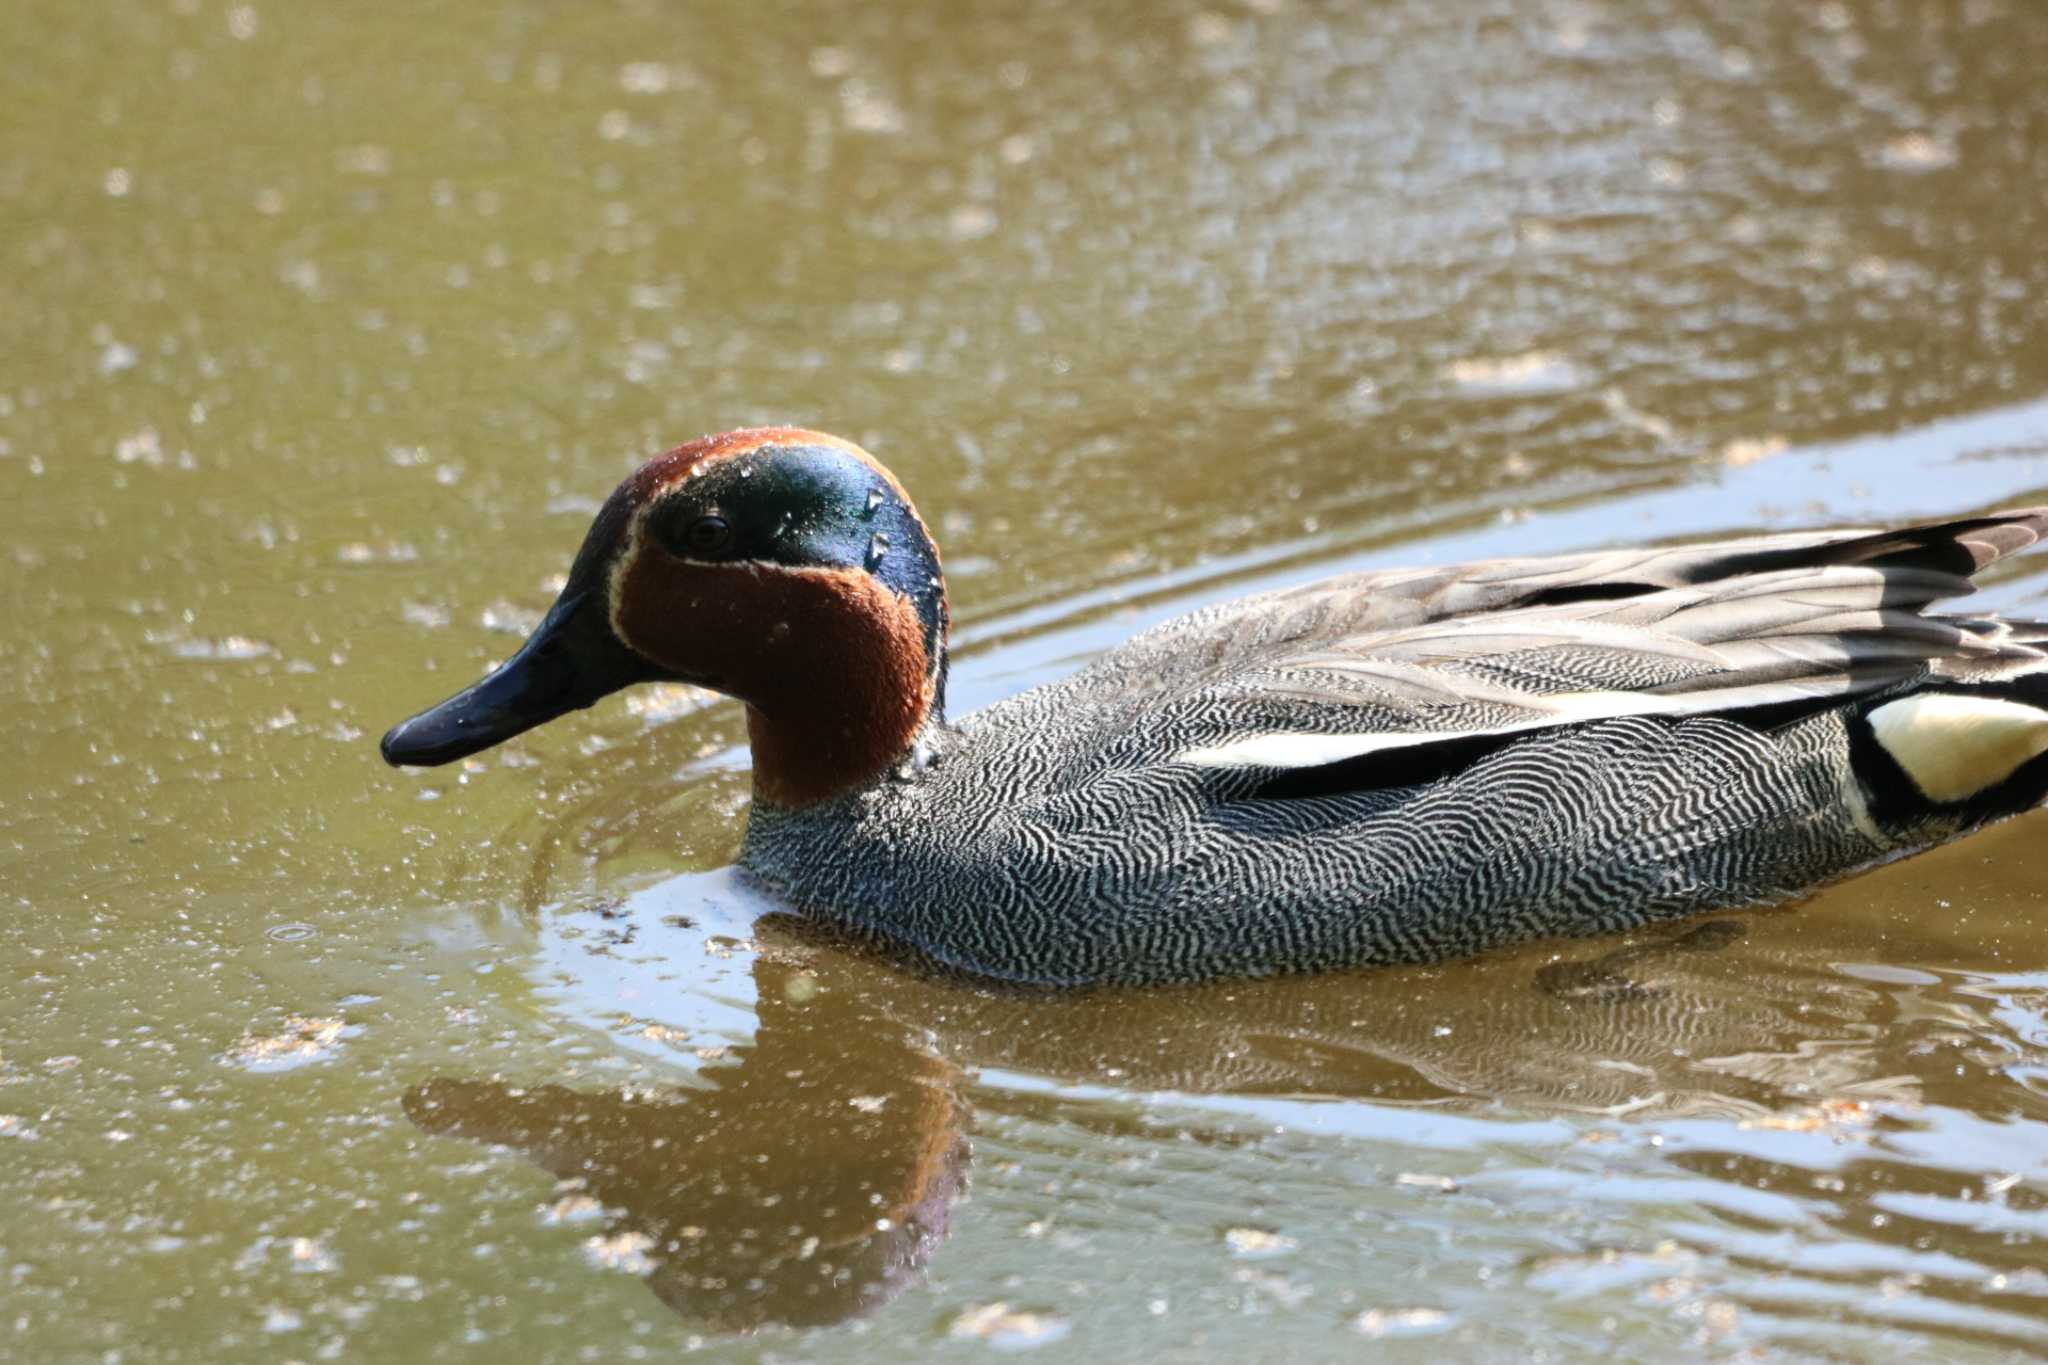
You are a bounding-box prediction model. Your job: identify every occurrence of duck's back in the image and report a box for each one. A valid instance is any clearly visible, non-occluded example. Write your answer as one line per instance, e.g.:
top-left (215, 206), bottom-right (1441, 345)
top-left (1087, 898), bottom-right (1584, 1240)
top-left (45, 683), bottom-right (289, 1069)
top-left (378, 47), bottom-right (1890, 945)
top-left (745, 513), bottom-right (2048, 985)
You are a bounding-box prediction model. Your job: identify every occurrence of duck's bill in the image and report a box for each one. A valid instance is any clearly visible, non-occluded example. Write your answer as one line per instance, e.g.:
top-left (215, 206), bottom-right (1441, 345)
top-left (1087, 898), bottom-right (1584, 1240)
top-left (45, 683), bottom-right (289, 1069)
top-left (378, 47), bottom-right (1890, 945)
top-left (379, 591), bottom-right (658, 767)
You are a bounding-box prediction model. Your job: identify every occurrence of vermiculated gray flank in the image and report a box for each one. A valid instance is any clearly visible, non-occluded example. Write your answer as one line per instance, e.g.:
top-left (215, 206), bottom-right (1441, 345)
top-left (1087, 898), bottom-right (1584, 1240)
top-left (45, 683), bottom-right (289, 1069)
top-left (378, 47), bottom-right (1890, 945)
top-left (745, 514), bottom-right (2048, 986)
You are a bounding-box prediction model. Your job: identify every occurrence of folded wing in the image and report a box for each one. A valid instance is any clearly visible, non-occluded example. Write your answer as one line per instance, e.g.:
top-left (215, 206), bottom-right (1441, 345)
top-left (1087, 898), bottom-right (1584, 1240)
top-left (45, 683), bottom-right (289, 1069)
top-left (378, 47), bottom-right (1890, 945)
top-left (1147, 510), bottom-right (2048, 797)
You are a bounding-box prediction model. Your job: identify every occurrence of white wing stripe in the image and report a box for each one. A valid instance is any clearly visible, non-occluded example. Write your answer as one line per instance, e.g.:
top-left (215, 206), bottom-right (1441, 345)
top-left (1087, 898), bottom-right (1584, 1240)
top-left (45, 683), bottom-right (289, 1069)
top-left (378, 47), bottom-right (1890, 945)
top-left (1173, 677), bottom-right (1879, 771)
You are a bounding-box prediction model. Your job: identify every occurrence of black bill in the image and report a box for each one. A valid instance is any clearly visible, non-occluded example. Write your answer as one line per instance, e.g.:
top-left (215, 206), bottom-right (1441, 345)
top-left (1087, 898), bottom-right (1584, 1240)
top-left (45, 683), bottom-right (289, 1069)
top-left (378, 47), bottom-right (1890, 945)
top-left (380, 590), bottom-right (659, 767)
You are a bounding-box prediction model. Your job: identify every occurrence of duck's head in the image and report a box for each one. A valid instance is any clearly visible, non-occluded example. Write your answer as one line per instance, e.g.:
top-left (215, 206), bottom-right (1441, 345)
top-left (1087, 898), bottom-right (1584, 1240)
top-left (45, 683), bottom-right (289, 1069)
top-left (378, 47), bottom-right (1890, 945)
top-left (380, 427), bottom-right (948, 808)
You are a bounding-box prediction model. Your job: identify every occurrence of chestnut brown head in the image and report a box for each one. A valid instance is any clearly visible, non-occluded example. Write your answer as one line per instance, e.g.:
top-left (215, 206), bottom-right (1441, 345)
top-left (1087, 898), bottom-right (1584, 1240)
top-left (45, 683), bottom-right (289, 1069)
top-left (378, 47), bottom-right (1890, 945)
top-left (381, 428), bottom-right (949, 808)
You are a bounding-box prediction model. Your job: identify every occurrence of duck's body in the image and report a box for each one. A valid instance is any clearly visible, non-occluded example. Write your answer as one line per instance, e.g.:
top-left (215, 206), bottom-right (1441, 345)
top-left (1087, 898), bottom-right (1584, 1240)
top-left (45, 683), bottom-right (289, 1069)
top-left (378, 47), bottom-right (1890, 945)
top-left (383, 429), bottom-right (2048, 986)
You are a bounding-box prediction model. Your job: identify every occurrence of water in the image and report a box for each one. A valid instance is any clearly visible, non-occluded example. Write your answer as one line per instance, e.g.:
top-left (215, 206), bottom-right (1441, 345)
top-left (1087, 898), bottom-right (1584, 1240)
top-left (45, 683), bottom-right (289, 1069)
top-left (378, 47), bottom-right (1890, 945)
top-left (5, 0), bottom-right (2048, 1359)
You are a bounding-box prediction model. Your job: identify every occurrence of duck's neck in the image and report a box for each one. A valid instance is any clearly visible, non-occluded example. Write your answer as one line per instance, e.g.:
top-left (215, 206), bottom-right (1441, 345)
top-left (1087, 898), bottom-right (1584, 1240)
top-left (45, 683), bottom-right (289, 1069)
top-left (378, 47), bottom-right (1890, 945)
top-left (745, 681), bottom-right (944, 811)
top-left (739, 572), bottom-right (948, 811)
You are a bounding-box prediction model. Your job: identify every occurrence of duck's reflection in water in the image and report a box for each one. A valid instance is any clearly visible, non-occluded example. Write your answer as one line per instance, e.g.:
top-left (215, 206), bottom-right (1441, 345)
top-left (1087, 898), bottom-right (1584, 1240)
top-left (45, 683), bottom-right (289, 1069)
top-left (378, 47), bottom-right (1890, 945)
top-left (402, 956), bottom-right (967, 1331)
top-left (403, 884), bottom-right (1906, 1325)
top-left (407, 873), bottom-right (2048, 1335)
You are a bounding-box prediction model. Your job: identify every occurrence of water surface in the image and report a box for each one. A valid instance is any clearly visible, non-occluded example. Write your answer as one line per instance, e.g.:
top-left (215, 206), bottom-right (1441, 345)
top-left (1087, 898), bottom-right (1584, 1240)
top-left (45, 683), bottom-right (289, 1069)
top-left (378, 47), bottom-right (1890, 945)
top-left (6, 0), bottom-right (2048, 1359)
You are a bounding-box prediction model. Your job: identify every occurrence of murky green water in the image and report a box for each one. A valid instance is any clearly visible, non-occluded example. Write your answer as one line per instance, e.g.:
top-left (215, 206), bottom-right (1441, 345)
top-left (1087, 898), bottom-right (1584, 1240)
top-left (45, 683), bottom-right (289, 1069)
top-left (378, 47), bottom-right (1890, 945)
top-left (7, 0), bottom-right (2048, 1358)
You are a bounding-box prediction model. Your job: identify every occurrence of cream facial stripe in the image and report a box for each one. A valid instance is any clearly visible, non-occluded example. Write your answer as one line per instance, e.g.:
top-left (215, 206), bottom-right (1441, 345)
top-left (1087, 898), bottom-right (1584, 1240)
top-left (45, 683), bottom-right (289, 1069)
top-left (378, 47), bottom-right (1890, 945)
top-left (1867, 693), bottom-right (2048, 803)
top-left (605, 500), bottom-right (652, 645)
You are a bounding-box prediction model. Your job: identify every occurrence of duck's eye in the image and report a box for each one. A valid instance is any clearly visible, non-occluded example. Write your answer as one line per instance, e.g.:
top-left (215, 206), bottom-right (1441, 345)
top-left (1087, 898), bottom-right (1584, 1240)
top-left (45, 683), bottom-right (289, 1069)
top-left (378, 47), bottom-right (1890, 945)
top-left (682, 515), bottom-right (732, 557)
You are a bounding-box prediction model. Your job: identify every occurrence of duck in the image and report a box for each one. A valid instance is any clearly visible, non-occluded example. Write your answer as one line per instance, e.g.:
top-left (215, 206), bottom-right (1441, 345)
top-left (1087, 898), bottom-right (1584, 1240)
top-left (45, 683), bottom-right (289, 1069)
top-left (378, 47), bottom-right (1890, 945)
top-left (382, 427), bottom-right (2048, 986)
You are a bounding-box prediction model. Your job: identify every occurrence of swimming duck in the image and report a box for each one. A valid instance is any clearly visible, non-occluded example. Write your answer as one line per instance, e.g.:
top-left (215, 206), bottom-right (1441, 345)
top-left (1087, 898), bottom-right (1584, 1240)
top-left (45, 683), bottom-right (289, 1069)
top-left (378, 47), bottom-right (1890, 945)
top-left (382, 427), bottom-right (2048, 986)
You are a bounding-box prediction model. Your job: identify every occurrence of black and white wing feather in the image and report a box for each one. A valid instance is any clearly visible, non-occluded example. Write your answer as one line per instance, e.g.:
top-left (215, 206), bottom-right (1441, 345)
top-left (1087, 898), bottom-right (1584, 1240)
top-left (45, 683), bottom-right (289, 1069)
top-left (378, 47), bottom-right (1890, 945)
top-left (1108, 511), bottom-right (2048, 794)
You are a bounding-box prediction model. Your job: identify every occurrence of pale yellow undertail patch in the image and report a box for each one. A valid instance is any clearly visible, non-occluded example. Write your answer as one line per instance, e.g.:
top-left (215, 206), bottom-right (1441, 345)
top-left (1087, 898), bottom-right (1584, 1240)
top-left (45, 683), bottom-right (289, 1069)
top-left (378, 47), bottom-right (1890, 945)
top-left (1867, 693), bottom-right (2048, 803)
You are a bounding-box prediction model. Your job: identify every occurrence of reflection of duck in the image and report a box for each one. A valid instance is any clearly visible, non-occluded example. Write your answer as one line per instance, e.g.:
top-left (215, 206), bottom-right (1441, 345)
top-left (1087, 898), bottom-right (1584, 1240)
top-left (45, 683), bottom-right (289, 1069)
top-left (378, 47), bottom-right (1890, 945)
top-left (402, 956), bottom-right (966, 1331)
top-left (532, 866), bottom-right (1940, 1122)
top-left (404, 918), bottom-right (1771, 1331)
top-left (408, 828), bottom-right (2048, 1332)
top-left (384, 427), bottom-right (2048, 985)
top-left (765, 911), bottom-right (1894, 1119)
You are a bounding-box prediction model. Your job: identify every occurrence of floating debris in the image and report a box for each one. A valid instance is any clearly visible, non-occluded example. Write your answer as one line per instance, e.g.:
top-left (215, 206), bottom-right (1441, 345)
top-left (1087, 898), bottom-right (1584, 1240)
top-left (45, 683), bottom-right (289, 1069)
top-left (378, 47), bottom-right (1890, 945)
top-left (287, 1237), bottom-right (338, 1273)
top-left (582, 1229), bottom-right (657, 1275)
top-left (260, 1305), bottom-right (302, 1334)
top-left (148, 631), bottom-right (278, 662)
top-left (337, 541), bottom-right (419, 565)
top-left (1722, 435), bottom-right (1789, 467)
top-left (633, 1020), bottom-right (688, 1045)
top-left (1352, 1307), bottom-right (1454, 1339)
top-left (1395, 1172), bottom-right (1460, 1193)
top-left (480, 601), bottom-right (543, 636)
top-left (623, 682), bottom-right (716, 722)
top-left (702, 935), bottom-right (757, 960)
top-left (1878, 132), bottom-right (1956, 172)
top-left (1443, 350), bottom-right (1585, 395)
top-left (237, 1234), bottom-right (338, 1277)
top-left (839, 79), bottom-right (906, 134)
top-left (540, 1193), bottom-right (607, 1225)
top-left (1223, 1226), bottom-right (1297, 1258)
top-left (617, 62), bottom-right (693, 94)
top-left (1646, 155), bottom-right (1688, 187)
top-left (1740, 1097), bottom-right (1878, 1135)
top-left (947, 1301), bottom-right (1070, 1350)
top-left (114, 427), bottom-right (165, 466)
top-left (225, 1016), bottom-right (349, 1073)
top-left (948, 204), bottom-right (997, 241)
top-left (1601, 388), bottom-right (1677, 443)
top-left (0, 1115), bottom-right (38, 1140)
